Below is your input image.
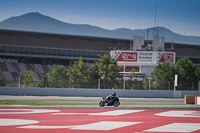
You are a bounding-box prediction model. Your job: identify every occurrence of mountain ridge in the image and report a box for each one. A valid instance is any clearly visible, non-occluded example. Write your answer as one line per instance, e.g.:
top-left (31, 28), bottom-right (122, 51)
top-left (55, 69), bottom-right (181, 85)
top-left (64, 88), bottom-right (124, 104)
top-left (0, 12), bottom-right (200, 45)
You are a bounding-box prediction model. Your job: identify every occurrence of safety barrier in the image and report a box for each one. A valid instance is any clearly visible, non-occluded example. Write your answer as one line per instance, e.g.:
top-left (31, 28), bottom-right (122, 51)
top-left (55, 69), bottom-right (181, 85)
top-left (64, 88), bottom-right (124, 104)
top-left (184, 95), bottom-right (195, 104)
top-left (184, 95), bottom-right (200, 104)
top-left (195, 96), bottom-right (200, 105)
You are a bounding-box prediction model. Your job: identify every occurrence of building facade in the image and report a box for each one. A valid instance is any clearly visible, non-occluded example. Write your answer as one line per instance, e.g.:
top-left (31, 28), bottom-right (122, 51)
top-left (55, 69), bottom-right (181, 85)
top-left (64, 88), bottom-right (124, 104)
top-left (0, 29), bottom-right (200, 83)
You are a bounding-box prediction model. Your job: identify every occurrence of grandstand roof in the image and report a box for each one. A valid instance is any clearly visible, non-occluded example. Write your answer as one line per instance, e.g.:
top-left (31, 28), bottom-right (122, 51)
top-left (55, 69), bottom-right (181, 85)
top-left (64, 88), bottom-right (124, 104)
top-left (0, 29), bottom-right (200, 58)
top-left (0, 29), bottom-right (130, 51)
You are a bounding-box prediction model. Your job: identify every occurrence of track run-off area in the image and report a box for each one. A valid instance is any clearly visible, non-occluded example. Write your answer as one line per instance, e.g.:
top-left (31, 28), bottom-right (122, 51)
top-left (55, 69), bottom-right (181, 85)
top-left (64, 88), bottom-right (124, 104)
top-left (0, 108), bottom-right (200, 133)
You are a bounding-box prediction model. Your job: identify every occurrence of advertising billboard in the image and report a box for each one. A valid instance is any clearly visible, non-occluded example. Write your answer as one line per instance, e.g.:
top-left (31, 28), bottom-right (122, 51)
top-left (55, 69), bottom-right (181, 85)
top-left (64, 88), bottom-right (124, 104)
top-left (110, 50), bottom-right (175, 66)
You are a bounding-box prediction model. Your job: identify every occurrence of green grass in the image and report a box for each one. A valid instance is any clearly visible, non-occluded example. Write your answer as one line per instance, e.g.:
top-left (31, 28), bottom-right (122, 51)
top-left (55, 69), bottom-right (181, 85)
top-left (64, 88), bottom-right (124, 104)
top-left (0, 100), bottom-right (185, 106)
top-left (121, 103), bottom-right (185, 105)
top-left (0, 100), bottom-right (98, 105)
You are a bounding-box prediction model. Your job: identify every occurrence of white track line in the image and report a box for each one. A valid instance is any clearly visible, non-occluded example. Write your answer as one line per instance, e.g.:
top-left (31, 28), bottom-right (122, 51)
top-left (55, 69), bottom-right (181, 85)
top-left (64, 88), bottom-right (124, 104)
top-left (145, 123), bottom-right (200, 132)
top-left (52, 110), bottom-right (145, 116)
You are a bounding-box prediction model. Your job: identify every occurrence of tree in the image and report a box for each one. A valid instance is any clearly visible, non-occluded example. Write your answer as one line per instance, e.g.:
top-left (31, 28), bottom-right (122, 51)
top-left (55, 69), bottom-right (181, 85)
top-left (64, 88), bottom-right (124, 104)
top-left (0, 71), bottom-right (6, 86)
top-left (151, 63), bottom-right (176, 90)
top-left (176, 58), bottom-right (196, 90)
top-left (95, 54), bottom-right (120, 89)
top-left (66, 57), bottom-right (90, 88)
top-left (89, 63), bottom-right (101, 88)
top-left (195, 66), bottom-right (200, 90)
top-left (47, 65), bottom-right (68, 88)
top-left (37, 75), bottom-right (48, 88)
top-left (126, 68), bottom-right (142, 90)
top-left (21, 70), bottom-right (34, 87)
top-left (195, 66), bottom-right (200, 81)
top-left (143, 77), bottom-right (149, 90)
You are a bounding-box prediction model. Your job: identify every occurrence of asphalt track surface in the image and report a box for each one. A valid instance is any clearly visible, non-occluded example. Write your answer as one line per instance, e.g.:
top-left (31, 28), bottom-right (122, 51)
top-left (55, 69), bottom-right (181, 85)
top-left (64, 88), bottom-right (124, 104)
top-left (0, 95), bottom-right (184, 104)
top-left (0, 108), bottom-right (200, 133)
top-left (1, 95), bottom-right (200, 108)
top-left (0, 96), bottom-right (200, 132)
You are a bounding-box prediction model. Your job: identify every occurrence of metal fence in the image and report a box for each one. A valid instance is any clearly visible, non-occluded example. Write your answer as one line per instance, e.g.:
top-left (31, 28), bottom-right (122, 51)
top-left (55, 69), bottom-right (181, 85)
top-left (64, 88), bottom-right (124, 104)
top-left (4, 78), bottom-right (200, 91)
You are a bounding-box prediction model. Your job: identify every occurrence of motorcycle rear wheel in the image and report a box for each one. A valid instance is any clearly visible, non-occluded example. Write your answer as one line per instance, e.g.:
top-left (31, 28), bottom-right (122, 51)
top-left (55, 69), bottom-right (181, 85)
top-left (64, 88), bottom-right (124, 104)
top-left (99, 101), bottom-right (105, 107)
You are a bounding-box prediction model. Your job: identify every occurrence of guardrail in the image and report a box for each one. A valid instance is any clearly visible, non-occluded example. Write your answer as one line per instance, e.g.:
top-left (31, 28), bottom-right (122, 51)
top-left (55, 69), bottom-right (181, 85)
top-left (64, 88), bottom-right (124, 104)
top-left (0, 87), bottom-right (200, 98)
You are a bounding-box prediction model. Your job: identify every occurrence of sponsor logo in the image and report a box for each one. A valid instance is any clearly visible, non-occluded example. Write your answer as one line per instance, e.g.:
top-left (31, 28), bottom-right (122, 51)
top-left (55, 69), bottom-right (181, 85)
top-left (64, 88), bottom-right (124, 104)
top-left (117, 52), bottom-right (137, 62)
top-left (158, 53), bottom-right (174, 63)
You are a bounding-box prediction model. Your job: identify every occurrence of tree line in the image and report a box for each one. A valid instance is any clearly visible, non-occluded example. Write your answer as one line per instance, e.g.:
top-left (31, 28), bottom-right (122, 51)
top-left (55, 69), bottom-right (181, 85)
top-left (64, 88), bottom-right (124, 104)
top-left (151, 57), bottom-right (200, 90)
top-left (0, 55), bottom-right (200, 90)
top-left (25, 55), bottom-right (121, 89)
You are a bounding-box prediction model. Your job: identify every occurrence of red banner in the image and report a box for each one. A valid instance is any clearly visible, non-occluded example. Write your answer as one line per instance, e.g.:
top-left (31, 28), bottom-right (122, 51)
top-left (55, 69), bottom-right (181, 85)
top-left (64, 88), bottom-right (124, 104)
top-left (158, 53), bottom-right (174, 63)
top-left (116, 52), bottom-right (138, 62)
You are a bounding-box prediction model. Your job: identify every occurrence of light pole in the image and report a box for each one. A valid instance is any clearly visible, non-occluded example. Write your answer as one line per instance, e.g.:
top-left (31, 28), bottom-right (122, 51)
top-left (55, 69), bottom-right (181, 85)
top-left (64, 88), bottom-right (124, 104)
top-left (18, 75), bottom-right (20, 87)
top-left (98, 72), bottom-right (103, 89)
top-left (98, 78), bottom-right (100, 89)
top-left (149, 79), bottom-right (151, 90)
top-left (174, 75), bottom-right (178, 91)
top-left (123, 78), bottom-right (126, 90)
top-left (148, 77), bottom-right (152, 90)
top-left (168, 81), bottom-right (170, 90)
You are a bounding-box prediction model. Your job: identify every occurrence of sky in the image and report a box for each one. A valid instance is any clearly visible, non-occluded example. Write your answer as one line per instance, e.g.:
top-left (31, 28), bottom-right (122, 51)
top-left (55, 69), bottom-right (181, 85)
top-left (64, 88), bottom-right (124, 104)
top-left (0, 0), bottom-right (200, 36)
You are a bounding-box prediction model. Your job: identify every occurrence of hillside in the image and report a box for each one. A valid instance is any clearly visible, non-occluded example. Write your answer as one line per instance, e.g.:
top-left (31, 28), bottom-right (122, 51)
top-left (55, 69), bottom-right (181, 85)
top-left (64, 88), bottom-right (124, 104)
top-left (0, 12), bottom-right (200, 45)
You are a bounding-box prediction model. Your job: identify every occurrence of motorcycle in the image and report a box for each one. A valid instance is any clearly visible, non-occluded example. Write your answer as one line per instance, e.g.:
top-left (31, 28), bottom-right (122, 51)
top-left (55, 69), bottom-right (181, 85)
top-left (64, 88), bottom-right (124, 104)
top-left (99, 96), bottom-right (120, 107)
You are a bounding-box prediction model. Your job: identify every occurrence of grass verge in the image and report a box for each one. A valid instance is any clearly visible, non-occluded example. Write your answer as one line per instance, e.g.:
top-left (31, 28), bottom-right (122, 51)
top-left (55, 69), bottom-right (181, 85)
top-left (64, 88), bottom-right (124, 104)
top-left (0, 100), bottom-right (98, 105)
top-left (0, 100), bottom-right (185, 106)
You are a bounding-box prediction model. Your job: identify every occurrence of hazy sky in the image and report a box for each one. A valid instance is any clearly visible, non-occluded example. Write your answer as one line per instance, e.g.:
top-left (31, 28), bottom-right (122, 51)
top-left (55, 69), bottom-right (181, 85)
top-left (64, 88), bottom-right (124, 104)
top-left (0, 0), bottom-right (200, 36)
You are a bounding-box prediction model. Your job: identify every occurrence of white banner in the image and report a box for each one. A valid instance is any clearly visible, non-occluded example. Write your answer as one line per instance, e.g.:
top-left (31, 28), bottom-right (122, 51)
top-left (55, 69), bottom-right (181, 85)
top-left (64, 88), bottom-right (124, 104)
top-left (110, 50), bottom-right (175, 66)
top-left (138, 51), bottom-right (156, 63)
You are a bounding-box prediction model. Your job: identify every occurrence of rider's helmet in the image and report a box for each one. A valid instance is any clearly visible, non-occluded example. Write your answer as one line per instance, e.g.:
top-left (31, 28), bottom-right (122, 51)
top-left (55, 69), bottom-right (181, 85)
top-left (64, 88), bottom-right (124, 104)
top-left (111, 92), bottom-right (116, 97)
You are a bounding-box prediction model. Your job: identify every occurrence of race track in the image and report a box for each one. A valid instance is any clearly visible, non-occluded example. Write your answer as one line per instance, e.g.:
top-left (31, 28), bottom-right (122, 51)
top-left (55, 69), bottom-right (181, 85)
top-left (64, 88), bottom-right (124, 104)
top-left (0, 95), bottom-right (184, 104)
top-left (0, 108), bottom-right (200, 133)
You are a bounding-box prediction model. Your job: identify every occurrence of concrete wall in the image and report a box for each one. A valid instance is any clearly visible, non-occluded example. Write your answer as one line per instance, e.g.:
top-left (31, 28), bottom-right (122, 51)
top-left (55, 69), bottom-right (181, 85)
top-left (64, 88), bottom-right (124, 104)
top-left (1, 87), bottom-right (200, 98)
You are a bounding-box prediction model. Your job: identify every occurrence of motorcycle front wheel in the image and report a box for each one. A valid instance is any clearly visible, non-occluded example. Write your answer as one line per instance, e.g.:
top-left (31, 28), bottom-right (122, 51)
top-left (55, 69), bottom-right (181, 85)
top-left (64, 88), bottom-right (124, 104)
top-left (114, 101), bottom-right (120, 107)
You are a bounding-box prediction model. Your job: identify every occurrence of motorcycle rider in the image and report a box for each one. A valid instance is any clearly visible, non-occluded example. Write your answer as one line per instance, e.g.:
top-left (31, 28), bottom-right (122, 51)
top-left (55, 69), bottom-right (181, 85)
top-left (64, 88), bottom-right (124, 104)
top-left (107, 92), bottom-right (117, 105)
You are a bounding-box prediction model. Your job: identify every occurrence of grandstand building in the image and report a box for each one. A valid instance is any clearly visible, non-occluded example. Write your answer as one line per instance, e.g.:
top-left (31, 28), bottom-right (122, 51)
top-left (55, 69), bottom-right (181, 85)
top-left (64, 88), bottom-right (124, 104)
top-left (0, 29), bottom-right (200, 83)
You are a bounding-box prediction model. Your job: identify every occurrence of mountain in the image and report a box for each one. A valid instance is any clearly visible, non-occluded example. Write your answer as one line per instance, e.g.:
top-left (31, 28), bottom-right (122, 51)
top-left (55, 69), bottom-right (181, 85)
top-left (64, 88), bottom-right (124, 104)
top-left (0, 12), bottom-right (200, 45)
top-left (0, 12), bottom-right (111, 37)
